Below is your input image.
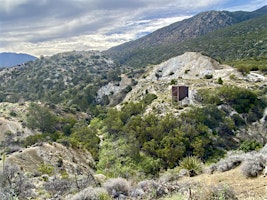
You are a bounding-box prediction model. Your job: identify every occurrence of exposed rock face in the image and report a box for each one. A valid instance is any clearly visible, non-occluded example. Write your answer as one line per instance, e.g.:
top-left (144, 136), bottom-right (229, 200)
top-left (97, 74), bottom-right (132, 99)
top-left (146, 52), bottom-right (229, 81)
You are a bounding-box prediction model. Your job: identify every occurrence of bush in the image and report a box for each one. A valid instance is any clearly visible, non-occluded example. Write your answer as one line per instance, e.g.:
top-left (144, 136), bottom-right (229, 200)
top-left (38, 163), bottom-right (54, 176)
top-left (239, 140), bottom-right (262, 152)
top-left (44, 177), bottom-right (72, 196)
top-left (137, 179), bottom-right (158, 193)
top-left (217, 77), bottom-right (223, 85)
top-left (240, 157), bottom-right (265, 178)
top-left (170, 79), bottom-right (177, 85)
top-left (179, 156), bottom-right (203, 177)
top-left (204, 74), bottom-right (213, 79)
top-left (215, 155), bottom-right (243, 172)
top-left (71, 187), bottom-right (111, 200)
top-left (198, 184), bottom-right (238, 200)
top-left (103, 178), bottom-right (131, 198)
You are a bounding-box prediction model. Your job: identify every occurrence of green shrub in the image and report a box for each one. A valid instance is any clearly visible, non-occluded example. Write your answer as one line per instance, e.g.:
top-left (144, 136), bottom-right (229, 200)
top-left (217, 77), bottom-right (223, 85)
top-left (237, 65), bottom-right (250, 75)
top-left (178, 156), bottom-right (203, 177)
top-left (9, 111), bottom-right (17, 117)
top-left (239, 140), bottom-right (262, 152)
top-left (38, 163), bottom-right (54, 176)
top-left (170, 79), bottom-right (177, 85)
top-left (204, 74), bottom-right (213, 79)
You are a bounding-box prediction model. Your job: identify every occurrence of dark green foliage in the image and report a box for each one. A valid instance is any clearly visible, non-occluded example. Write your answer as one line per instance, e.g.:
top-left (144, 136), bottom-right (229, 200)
top-left (182, 105), bottom-right (225, 129)
top-left (170, 79), bottom-right (177, 85)
top-left (101, 106), bottom-right (215, 171)
top-left (227, 57), bottom-right (267, 73)
top-left (204, 74), bottom-right (213, 79)
top-left (60, 114), bottom-right (77, 136)
top-left (239, 140), bottom-right (263, 152)
top-left (218, 86), bottom-right (258, 113)
top-left (26, 103), bottom-right (58, 133)
top-left (23, 132), bottom-right (62, 147)
top-left (9, 111), bottom-right (17, 117)
top-left (198, 85), bottom-right (265, 114)
top-left (217, 77), bottom-right (223, 85)
top-left (70, 126), bottom-right (100, 159)
top-left (232, 114), bottom-right (246, 126)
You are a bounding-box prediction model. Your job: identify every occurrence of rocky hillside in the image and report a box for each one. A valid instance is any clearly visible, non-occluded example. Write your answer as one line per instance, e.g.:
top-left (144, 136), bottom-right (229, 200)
top-left (122, 52), bottom-right (266, 116)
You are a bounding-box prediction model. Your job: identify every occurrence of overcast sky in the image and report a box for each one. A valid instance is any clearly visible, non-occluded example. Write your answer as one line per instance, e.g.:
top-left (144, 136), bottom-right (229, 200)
top-left (0, 0), bottom-right (266, 57)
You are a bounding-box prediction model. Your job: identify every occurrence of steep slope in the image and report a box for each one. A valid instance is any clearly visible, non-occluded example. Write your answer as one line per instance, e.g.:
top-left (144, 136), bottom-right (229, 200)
top-left (0, 52), bottom-right (37, 68)
top-left (105, 6), bottom-right (267, 68)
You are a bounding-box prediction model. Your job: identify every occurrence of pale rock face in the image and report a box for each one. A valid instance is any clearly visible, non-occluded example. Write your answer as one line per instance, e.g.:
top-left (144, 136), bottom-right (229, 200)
top-left (97, 74), bottom-right (132, 100)
top-left (146, 52), bottom-right (221, 81)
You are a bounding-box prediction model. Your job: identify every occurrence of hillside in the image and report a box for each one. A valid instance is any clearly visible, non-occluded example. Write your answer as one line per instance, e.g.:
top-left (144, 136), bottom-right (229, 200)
top-left (0, 52), bottom-right (37, 68)
top-left (105, 6), bottom-right (267, 68)
top-left (0, 51), bottom-right (136, 111)
top-left (0, 52), bottom-right (266, 199)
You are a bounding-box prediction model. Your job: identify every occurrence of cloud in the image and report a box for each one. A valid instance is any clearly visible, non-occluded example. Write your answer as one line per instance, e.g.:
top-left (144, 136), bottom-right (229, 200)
top-left (0, 0), bottom-right (266, 56)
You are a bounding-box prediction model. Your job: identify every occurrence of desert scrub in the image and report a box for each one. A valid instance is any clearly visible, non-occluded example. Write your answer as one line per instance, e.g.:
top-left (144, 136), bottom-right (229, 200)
top-left (162, 193), bottom-right (185, 200)
top-left (38, 163), bottom-right (54, 176)
top-left (196, 184), bottom-right (237, 200)
top-left (215, 155), bottom-right (243, 172)
top-left (240, 157), bottom-right (265, 178)
top-left (103, 177), bottom-right (131, 198)
top-left (71, 187), bottom-right (111, 200)
top-left (178, 156), bottom-right (203, 177)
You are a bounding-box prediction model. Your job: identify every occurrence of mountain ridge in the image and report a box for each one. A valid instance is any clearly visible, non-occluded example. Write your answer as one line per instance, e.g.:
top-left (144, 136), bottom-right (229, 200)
top-left (0, 52), bottom-right (37, 68)
top-left (105, 6), bottom-right (267, 68)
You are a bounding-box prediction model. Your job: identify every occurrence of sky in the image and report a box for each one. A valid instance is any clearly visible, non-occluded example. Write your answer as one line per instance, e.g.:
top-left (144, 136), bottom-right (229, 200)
top-left (0, 0), bottom-right (267, 57)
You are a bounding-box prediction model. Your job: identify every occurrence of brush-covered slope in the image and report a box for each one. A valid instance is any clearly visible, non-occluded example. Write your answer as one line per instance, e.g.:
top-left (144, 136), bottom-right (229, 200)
top-left (105, 6), bottom-right (267, 68)
top-left (0, 51), bottom-right (133, 111)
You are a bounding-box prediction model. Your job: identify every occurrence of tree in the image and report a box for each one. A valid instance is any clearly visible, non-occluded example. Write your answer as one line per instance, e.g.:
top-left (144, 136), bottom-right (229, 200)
top-left (70, 126), bottom-right (100, 159)
top-left (27, 103), bottom-right (58, 133)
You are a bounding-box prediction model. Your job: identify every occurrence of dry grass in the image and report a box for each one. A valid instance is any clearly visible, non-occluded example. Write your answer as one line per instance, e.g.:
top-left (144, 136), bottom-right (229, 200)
top-left (180, 166), bottom-right (267, 199)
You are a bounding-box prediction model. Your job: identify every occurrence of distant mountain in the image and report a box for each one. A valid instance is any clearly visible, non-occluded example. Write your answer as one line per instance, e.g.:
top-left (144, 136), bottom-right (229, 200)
top-left (0, 52), bottom-right (37, 68)
top-left (105, 6), bottom-right (267, 68)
